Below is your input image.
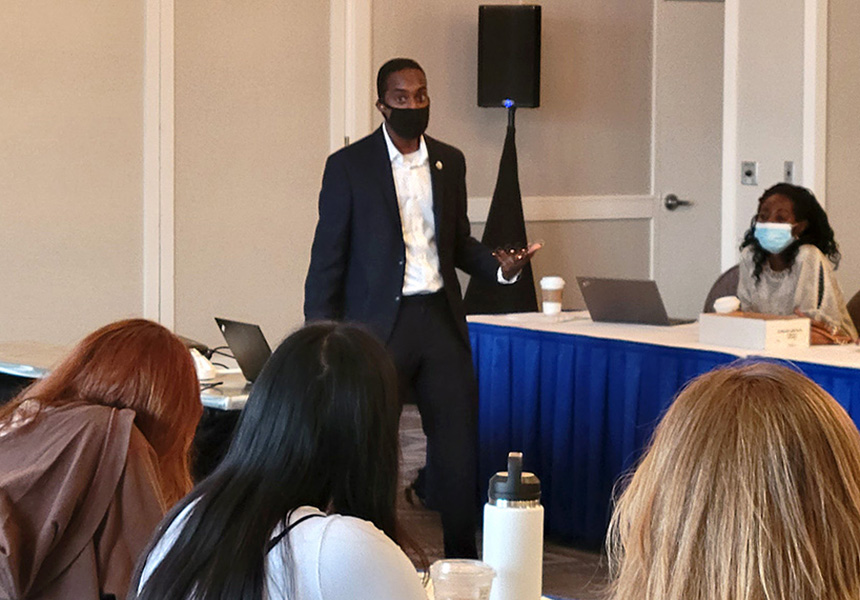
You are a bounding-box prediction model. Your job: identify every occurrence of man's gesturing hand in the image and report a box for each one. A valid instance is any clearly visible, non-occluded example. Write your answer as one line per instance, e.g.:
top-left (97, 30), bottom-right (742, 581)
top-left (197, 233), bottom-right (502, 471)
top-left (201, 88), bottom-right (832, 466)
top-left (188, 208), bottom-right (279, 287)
top-left (493, 241), bottom-right (543, 280)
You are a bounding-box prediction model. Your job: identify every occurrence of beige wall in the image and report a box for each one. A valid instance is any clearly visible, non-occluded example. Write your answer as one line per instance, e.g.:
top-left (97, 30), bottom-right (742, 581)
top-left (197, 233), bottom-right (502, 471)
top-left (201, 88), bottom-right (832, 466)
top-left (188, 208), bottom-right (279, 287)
top-left (8, 2), bottom-right (851, 347)
top-left (171, 0), bottom-right (656, 347)
top-left (826, 0), bottom-right (860, 302)
top-left (469, 220), bottom-right (652, 310)
top-left (527, 220), bottom-right (651, 309)
top-left (0, 1), bottom-right (145, 344)
top-left (173, 1), bottom-right (330, 346)
top-left (731, 0), bottom-right (805, 247)
top-left (372, 0), bottom-right (653, 198)
top-left (373, 0), bottom-right (655, 299)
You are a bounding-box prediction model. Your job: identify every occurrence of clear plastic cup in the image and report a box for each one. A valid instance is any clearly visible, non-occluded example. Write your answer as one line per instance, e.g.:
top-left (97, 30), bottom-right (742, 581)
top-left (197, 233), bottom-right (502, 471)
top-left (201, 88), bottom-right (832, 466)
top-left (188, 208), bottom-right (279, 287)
top-left (429, 559), bottom-right (496, 600)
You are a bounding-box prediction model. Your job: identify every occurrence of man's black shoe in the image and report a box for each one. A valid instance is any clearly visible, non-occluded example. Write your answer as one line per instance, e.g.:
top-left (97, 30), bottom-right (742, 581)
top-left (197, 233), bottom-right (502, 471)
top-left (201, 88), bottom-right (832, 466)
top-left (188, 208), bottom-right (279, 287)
top-left (405, 467), bottom-right (428, 507)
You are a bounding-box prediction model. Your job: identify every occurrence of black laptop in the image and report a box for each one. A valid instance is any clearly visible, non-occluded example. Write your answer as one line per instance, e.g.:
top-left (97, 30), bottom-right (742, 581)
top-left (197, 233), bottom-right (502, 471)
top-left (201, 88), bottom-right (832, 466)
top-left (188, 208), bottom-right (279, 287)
top-left (214, 317), bottom-right (273, 383)
top-left (576, 277), bottom-right (695, 326)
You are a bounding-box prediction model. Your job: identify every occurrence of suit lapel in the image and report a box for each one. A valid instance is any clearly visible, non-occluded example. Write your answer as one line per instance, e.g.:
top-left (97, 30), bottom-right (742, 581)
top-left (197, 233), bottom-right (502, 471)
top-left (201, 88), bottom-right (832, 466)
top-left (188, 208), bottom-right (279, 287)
top-left (425, 136), bottom-right (444, 246)
top-left (369, 127), bottom-right (402, 227)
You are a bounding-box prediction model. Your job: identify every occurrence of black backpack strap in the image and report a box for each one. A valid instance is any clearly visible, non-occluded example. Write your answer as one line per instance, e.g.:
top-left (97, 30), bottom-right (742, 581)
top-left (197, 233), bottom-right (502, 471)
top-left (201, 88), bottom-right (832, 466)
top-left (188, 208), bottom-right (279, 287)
top-left (818, 262), bottom-right (825, 309)
top-left (267, 512), bottom-right (324, 553)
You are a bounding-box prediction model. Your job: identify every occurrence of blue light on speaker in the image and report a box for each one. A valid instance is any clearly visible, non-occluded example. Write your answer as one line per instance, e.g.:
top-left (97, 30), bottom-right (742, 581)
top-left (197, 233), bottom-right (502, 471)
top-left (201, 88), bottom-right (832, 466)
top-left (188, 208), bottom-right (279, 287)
top-left (503, 98), bottom-right (515, 108)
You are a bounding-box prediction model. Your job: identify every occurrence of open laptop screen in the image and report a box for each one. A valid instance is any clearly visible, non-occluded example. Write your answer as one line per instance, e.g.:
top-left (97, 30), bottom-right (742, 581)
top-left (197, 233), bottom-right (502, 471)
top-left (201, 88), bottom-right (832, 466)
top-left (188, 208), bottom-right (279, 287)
top-left (214, 317), bottom-right (272, 382)
top-left (576, 277), bottom-right (693, 326)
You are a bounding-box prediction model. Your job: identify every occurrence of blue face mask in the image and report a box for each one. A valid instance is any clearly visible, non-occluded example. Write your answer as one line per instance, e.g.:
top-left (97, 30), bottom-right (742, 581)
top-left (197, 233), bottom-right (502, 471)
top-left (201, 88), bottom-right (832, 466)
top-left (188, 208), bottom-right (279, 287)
top-left (754, 222), bottom-right (794, 254)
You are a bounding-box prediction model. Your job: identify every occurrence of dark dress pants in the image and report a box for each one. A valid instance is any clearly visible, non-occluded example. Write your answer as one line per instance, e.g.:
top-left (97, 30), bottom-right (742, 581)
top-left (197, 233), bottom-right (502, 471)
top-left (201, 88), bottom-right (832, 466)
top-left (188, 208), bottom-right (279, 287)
top-left (388, 291), bottom-right (479, 559)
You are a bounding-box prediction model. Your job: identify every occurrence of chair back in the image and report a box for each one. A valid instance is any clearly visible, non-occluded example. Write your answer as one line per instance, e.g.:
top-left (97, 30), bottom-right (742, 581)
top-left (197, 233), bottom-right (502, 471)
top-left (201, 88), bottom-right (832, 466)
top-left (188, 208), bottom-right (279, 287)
top-left (703, 265), bottom-right (740, 313)
top-left (847, 288), bottom-right (860, 333)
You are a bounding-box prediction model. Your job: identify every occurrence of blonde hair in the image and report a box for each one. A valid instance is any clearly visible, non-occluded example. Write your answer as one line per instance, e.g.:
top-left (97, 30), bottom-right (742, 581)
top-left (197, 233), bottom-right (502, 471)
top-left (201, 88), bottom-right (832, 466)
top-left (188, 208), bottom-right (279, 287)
top-left (607, 361), bottom-right (860, 600)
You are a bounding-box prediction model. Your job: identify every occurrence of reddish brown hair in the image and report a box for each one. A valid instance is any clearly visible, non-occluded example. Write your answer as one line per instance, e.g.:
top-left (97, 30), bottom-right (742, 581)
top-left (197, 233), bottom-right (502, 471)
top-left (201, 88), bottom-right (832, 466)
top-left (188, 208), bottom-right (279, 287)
top-left (1, 319), bottom-right (202, 505)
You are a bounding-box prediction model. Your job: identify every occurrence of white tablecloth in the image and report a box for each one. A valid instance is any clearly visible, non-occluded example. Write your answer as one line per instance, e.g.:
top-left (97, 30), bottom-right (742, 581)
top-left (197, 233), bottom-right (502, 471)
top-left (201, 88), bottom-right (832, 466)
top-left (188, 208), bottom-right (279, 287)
top-left (468, 312), bottom-right (860, 370)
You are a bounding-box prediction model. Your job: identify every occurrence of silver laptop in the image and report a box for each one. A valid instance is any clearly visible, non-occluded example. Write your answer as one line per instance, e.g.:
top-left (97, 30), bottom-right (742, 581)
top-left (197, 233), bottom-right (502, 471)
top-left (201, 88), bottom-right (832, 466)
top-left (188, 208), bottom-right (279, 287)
top-left (576, 277), bottom-right (695, 326)
top-left (214, 317), bottom-right (272, 383)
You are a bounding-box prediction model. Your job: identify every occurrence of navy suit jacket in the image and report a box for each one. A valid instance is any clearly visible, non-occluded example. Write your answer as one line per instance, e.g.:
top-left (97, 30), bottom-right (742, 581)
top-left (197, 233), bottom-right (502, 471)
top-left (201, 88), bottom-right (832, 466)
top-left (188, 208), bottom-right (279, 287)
top-left (304, 126), bottom-right (499, 345)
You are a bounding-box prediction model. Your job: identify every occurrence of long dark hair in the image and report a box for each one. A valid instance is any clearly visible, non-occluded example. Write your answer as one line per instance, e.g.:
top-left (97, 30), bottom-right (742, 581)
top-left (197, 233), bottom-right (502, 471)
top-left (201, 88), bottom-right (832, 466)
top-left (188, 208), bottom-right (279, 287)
top-left (740, 183), bottom-right (840, 282)
top-left (131, 322), bottom-right (405, 600)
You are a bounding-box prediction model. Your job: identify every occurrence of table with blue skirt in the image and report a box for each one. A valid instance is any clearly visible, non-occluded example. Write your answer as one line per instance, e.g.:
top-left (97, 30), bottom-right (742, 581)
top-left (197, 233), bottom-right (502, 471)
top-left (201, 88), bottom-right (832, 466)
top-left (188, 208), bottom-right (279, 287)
top-left (468, 312), bottom-right (860, 547)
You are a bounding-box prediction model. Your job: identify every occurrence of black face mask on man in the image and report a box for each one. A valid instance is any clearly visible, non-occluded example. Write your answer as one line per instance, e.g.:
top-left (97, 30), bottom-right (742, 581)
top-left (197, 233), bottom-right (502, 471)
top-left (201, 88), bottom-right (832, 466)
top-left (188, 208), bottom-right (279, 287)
top-left (382, 103), bottom-right (430, 140)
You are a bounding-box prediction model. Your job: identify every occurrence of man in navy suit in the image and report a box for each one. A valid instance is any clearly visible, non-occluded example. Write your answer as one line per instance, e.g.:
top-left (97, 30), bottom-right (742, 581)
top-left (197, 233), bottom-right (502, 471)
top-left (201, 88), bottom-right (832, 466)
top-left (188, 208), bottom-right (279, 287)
top-left (305, 58), bottom-right (537, 557)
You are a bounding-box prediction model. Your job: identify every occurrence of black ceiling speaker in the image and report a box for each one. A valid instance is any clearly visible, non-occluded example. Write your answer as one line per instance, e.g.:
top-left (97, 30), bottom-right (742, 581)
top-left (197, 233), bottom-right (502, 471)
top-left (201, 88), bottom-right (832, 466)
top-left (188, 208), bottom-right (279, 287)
top-left (478, 5), bottom-right (541, 108)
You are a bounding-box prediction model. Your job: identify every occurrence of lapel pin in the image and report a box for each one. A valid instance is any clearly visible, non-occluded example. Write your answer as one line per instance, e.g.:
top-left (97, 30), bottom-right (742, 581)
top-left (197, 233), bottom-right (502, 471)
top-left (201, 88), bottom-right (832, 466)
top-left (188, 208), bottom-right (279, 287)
top-left (435, 160), bottom-right (443, 170)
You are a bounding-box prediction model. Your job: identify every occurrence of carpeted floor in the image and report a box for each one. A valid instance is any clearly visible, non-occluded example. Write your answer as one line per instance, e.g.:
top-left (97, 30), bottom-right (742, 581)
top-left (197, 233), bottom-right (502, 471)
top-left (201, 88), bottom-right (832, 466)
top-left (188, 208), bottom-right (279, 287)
top-left (398, 404), bottom-right (609, 600)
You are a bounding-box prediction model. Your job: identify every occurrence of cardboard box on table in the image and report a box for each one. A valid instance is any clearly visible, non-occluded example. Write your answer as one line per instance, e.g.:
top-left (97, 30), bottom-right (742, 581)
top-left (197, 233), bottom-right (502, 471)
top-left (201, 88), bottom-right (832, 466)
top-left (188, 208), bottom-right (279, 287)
top-left (699, 312), bottom-right (810, 350)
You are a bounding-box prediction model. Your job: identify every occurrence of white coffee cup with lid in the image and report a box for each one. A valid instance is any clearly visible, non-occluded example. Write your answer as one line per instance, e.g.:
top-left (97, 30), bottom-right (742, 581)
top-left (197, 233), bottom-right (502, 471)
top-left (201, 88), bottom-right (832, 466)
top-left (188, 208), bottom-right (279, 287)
top-left (540, 276), bottom-right (565, 316)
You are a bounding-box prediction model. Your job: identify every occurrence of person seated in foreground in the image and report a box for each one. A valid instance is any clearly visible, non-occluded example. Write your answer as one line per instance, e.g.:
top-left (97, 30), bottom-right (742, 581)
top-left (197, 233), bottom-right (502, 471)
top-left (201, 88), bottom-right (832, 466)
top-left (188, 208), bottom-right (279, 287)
top-left (607, 361), bottom-right (860, 600)
top-left (0, 319), bottom-right (202, 600)
top-left (737, 182), bottom-right (857, 342)
top-left (131, 322), bottom-right (428, 600)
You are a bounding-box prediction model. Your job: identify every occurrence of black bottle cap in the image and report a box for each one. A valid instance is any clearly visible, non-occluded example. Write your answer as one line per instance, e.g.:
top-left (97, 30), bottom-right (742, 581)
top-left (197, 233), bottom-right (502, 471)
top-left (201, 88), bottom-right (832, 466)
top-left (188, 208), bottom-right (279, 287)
top-left (488, 452), bottom-right (541, 502)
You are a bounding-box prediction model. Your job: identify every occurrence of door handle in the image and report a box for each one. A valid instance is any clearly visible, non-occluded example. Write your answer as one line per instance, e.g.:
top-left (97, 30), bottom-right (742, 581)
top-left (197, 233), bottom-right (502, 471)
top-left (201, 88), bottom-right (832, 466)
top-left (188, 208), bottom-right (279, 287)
top-left (664, 194), bottom-right (693, 211)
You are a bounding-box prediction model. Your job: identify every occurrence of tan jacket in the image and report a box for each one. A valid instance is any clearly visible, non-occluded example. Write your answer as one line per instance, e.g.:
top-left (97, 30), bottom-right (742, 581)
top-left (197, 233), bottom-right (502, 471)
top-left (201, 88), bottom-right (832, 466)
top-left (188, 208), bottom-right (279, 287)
top-left (0, 403), bottom-right (166, 600)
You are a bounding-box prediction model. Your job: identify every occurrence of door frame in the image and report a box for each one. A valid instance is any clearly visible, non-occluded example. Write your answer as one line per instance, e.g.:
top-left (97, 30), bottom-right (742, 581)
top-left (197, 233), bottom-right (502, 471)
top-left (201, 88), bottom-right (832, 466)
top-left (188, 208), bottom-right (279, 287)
top-left (141, 0), bottom-right (375, 328)
top-left (143, 0), bottom-right (175, 328)
top-left (802, 0), bottom-right (828, 205)
top-left (329, 0), bottom-right (373, 152)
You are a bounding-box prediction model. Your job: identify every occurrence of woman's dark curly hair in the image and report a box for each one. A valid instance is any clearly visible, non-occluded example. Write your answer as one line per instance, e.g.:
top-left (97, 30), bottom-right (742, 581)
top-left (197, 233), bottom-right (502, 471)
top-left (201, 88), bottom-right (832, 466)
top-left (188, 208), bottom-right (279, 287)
top-left (740, 183), bottom-right (840, 282)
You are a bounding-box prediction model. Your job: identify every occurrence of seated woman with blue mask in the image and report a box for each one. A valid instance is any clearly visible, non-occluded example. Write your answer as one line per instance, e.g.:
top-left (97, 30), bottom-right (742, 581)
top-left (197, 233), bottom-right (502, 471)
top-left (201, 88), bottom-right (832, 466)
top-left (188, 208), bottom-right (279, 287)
top-left (738, 183), bottom-right (857, 342)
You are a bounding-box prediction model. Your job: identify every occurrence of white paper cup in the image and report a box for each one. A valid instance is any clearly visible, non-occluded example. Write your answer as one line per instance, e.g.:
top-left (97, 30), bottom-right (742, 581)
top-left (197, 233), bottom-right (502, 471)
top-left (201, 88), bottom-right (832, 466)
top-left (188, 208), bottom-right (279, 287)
top-left (713, 295), bottom-right (741, 314)
top-left (540, 276), bottom-right (565, 316)
top-left (430, 559), bottom-right (495, 600)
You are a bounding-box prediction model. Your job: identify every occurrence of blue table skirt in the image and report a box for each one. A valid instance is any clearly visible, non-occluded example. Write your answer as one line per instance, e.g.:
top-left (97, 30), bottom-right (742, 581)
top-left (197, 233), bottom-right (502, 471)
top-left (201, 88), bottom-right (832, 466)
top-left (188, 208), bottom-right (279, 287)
top-left (469, 322), bottom-right (860, 546)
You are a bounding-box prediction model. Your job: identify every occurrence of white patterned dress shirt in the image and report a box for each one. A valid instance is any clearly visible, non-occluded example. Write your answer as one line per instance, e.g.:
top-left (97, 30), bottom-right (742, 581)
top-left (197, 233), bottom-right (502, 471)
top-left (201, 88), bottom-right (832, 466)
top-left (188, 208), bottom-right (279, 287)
top-left (382, 124), bottom-right (518, 293)
top-left (382, 124), bottom-right (444, 295)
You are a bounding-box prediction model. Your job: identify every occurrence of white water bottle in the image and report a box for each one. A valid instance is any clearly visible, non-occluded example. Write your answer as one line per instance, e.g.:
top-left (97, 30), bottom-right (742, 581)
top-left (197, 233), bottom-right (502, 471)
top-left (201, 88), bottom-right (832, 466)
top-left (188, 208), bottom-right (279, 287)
top-left (482, 452), bottom-right (543, 600)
